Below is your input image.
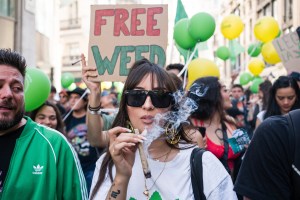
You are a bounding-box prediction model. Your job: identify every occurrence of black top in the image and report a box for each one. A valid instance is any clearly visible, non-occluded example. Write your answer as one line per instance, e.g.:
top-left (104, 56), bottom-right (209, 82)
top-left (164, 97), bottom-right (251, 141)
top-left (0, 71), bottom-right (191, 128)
top-left (64, 112), bottom-right (101, 172)
top-left (0, 125), bottom-right (25, 193)
top-left (234, 116), bottom-right (297, 200)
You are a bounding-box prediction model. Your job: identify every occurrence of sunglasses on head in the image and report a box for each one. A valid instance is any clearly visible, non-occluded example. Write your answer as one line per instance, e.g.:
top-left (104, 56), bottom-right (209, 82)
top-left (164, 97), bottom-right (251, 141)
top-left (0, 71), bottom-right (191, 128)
top-left (124, 90), bottom-right (173, 108)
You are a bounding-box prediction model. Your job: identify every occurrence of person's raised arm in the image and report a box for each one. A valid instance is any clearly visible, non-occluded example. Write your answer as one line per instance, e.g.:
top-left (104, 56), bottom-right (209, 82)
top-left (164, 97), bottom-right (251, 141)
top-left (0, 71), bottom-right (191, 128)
top-left (81, 53), bottom-right (107, 147)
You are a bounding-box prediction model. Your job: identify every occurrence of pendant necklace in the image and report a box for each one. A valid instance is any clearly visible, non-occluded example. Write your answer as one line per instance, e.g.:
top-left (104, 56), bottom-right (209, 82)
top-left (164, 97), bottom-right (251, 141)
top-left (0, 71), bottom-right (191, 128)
top-left (143, 148), bottom-right (172, 199)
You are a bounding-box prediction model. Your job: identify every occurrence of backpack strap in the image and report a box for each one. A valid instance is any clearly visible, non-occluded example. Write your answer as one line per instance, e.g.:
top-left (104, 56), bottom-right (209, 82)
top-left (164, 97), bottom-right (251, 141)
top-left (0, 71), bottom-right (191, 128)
top-left (220, 122), bottom-right (230, 174)
top-left (190, 148), bottom-right (207, 200)
top-left (286, 110), bottom-right (300, 199)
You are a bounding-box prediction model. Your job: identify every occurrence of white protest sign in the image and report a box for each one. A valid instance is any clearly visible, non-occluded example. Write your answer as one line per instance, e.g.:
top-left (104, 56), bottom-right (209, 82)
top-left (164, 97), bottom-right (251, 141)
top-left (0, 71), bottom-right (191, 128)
top-left (272, 31), bottom-right (300, 73)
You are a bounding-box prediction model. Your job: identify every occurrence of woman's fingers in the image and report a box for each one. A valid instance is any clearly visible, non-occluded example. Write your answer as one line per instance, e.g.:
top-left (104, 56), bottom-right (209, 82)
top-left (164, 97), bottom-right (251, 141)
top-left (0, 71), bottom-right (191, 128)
top-left (115, 133), bottom-right (146, 144)
top-left (107, 126), bottom-right (132, 143)
top-left (111, 142), bottom-right (136, 156)
top-left (83, 70), bottom-right (98, 78)
top-left (83, 66), bottom-right (97, 71)
top-left (81, 53), bottom-right (87, 67)
top-left (107, 126), bottom-right (146, 157)
top-left (81, 53), bottom-right (98, 79)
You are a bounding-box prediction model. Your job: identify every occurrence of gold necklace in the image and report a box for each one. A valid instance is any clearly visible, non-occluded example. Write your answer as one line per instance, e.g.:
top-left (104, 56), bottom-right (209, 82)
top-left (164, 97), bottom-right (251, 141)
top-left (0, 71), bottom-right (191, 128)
top-left (143, 148), bottom-right (172, 199)
top-left (150, 149), bottom-right (171, 161)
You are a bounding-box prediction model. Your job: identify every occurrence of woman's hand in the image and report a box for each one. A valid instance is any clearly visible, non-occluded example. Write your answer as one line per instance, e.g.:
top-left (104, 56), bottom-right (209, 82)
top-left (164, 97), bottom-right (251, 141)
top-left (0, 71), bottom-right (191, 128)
top-left (108, 126), bottom-right (146, 178)
top-left (81, 53), bottom-right (100, 93)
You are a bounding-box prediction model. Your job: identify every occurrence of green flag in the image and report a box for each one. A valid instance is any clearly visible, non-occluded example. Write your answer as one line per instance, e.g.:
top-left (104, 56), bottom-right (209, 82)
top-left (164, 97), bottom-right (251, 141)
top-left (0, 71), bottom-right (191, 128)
top-left (175, 0), bottom-right (188, 23)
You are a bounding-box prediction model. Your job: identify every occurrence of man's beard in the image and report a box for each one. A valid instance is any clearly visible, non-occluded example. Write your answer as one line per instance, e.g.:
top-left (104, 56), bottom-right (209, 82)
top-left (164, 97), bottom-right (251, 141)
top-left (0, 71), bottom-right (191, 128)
top-left (0, 107), bottom-right (25, 131)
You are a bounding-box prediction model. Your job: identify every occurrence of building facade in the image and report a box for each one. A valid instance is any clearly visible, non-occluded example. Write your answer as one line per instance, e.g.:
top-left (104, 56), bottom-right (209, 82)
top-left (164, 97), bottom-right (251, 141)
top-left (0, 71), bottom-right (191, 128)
top-left (0, 0), bottom-right (61, 88)
top-left (219, 0), bottom-right (299, 84)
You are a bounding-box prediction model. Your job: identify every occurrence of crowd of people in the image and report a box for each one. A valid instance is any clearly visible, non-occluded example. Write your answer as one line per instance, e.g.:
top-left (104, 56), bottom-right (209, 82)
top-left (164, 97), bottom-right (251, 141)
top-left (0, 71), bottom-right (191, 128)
top-left (1, 48), bottom-right (300, 199)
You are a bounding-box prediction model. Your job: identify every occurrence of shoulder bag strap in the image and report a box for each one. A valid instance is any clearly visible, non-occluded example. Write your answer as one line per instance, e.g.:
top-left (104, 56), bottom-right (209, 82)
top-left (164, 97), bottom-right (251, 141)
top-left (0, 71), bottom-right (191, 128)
top-left (220, 122), bottom-right (230, 173)
top-left (190, 148), bottom-right (207, 200)
top-left (286, 110), bottom-right (300, 199)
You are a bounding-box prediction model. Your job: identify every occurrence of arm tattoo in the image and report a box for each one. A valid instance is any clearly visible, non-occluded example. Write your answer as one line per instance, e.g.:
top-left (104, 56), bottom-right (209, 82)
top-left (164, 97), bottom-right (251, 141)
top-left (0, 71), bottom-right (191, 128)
top-left (110, 190), bottom-right (121, 198)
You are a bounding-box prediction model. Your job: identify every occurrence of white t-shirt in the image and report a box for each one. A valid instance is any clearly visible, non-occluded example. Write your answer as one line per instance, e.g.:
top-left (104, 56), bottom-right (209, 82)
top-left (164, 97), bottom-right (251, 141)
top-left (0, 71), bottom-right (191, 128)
top-left (90, 146), bottom-right (237, 200)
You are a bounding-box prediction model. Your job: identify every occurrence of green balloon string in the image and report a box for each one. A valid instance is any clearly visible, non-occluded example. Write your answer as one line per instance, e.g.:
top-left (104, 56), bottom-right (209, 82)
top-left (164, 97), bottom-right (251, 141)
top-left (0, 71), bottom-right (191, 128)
top-left (229, 40), bottom-right (236, 68)
top-left (178, 42), bottom-right (201, 89)
top-left (182, 49), bottom-right (191, 88)
top-left (229, 39), bottom-right (245, 69)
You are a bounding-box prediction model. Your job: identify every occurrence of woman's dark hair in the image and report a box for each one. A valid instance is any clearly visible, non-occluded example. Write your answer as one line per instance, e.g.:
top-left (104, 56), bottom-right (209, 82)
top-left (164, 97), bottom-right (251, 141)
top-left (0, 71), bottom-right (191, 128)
top-left (264, 76), bottom-right (300, 119)
top-left (188, 76), bottom-right (230, 124)
top-left (259, 80), bottom-right (272, 110)
top-left (168, 72), bottom-right (183, 90)
top-left (90, 59), bottom-right (193, 199)
top-left (29, 100), bottom-right (65, 134)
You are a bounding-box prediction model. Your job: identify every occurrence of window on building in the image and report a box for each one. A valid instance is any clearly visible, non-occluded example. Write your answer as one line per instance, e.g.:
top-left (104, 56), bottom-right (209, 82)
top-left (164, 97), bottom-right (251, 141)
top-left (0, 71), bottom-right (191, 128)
top-left (249, 18), bottom-right (253, 41)
top-left (68, 0), bottom-right (78, 22)
top-left (63, 42), bottom-right (80, 66)
top-left (69, 42), bottom-right (80, 56)
top-left (272, 0), bottom-right (278, 20)
top-left (264, 3), bottom-right (271, 16)
top-left (233, 6), bottom-right (240, 16)
top-left (284, 0), bottom-right (293, 22)
top-left (257, 10), bottom-right (263, 18)
top-left (289, 0), bottom-right (293, 19)
top-left (0, 0), bottom-right (15, 18)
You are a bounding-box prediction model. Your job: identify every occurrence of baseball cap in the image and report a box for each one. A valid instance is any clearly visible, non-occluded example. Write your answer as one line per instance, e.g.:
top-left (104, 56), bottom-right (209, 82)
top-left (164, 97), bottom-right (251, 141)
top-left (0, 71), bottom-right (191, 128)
top-left (67, 87), bottom-right (88, 101)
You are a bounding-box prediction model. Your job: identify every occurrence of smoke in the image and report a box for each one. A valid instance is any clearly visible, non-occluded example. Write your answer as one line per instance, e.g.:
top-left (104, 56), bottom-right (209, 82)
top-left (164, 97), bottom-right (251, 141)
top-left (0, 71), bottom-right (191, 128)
top-left (189, 82), bottom-right (209, 98)
top-left (143, 90), bottom-right (199, 149)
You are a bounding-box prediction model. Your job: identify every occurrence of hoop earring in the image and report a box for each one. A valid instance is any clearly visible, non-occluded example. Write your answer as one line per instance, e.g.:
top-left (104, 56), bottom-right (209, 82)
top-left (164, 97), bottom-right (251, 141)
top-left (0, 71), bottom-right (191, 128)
top-left (126, 121), bottom-right (135, 133)
top-left (164, 122), bottom-right (181, 145)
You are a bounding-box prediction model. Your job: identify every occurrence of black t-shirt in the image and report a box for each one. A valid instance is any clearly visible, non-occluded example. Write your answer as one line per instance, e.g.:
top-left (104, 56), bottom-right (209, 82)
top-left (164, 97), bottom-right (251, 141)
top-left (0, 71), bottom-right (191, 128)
top-left (64, 113), bottom-right (102, 171)
top-left (0, 125), bottom-right (25, 192)
top-left (234, 116), bottom-right (298, 200)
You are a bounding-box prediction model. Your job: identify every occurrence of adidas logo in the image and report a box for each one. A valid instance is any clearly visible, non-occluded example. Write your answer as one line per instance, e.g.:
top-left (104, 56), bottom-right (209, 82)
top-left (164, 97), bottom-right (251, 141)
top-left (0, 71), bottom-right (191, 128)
top-left (32, 164), bottom-right (44, 175)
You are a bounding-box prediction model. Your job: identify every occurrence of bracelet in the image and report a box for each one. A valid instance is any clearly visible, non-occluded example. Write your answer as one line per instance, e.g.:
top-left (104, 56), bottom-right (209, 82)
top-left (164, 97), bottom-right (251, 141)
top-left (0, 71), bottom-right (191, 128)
top-left (88, 109), bottom-right (102, 115)
top-left (88, 104), bottom-right (101, 111)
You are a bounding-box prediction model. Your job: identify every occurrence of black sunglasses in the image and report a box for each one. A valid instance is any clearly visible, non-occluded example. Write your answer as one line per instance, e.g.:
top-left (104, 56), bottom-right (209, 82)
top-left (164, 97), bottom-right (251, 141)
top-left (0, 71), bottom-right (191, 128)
top-left (124, 90), bottom-right (173, 108)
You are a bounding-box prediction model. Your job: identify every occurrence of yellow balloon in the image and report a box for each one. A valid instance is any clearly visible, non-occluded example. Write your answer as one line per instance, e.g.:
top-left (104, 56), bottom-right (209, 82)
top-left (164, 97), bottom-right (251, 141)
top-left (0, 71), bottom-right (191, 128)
top-left (248, 58), bottom-right (265, 76)
top-left (261, 41), bottom-right (281, 65)
top-left (254, 17), bottom-right (280, 43)
top-left (187, 58), bottom-right (220, 89)
top-left (221, 15), bottom-right (244, 40)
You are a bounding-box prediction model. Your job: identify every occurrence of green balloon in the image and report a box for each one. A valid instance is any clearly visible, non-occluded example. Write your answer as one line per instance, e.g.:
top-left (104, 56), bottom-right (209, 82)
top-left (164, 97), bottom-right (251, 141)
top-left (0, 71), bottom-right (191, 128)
top-left (216, 46), bottom-right (230, 61)
top-left (67, 83), bottom-right (76, 91)
top-left (61, 72), bottom-right (75, 88)
top-left (239, 72), bottom-right (252, 85)
top-left (24, 67), bottom-right (51, 112)
top-left (188, 12), bottom-right (216, 42)
top-left (250, 76), bottom-right (264, 93)
top-left (247, 43), bottom-right (261, 57)
top-left (174, 18), bottom-right (197, 50)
